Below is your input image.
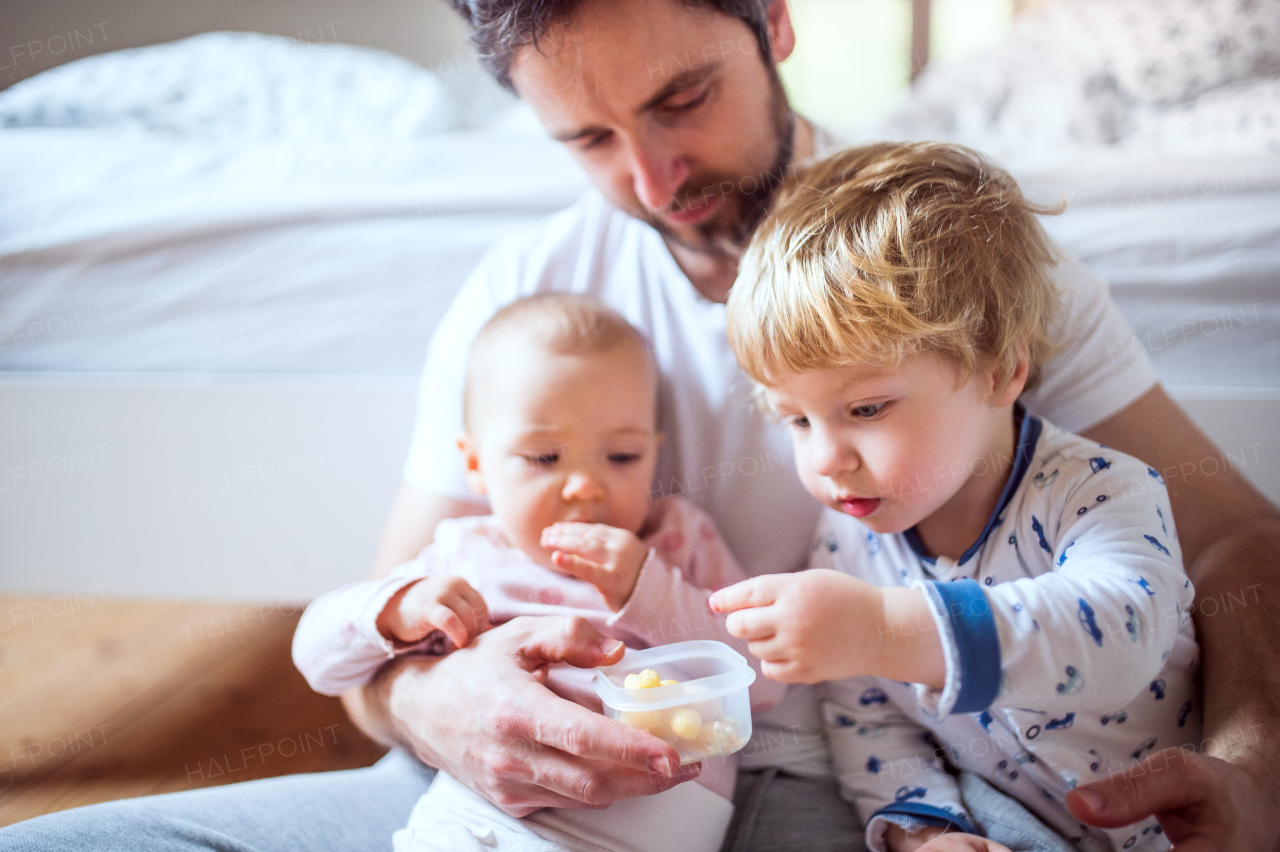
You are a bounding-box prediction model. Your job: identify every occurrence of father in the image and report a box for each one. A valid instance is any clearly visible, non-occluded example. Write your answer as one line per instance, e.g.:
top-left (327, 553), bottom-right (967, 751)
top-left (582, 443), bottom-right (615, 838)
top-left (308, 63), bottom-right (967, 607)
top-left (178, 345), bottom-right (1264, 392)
top-left (7, 1), bottom-right (1279, 850)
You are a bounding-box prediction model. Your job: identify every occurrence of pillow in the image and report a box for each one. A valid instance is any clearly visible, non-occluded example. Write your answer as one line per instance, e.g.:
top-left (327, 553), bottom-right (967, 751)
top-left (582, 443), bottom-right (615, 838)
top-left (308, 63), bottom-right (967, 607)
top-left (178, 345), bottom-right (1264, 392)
top-left (1128, 76), bottom-right (1280, 154)
top-left (875, 0), bottom-right (1280, 156)
top-left (0, 31), bottom-right (460, 139)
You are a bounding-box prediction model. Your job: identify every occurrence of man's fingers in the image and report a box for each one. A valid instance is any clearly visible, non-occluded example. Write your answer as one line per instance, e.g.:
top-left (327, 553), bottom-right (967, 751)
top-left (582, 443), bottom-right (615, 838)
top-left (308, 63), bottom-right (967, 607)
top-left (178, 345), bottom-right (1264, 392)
top-left (510, 679), bottom-right (686, 777)
top-left (493, 752), bottom-right (700, 816)
top-left (1068, 747), bottom-right (1210, 828)
top-left (709, 576), bottom-right (780, 613)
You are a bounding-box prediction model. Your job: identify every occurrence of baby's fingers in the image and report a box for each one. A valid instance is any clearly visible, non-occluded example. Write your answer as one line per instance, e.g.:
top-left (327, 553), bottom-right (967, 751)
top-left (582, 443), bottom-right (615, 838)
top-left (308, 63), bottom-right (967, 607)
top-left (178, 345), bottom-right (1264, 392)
top-left (424, 602), bottom-right (472, 649)
top-left (453, 582), bottom-right (491, 635)
top-left (551, 551), bottom-right (605, 586)
top-left (542, 525), bottom-right (611, 563)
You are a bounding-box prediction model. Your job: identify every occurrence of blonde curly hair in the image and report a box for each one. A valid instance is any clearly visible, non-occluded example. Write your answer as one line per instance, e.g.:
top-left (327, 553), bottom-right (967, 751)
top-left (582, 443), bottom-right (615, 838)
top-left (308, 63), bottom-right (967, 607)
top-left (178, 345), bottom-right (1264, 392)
top-left (728, 141), bottom-right (1063, 394)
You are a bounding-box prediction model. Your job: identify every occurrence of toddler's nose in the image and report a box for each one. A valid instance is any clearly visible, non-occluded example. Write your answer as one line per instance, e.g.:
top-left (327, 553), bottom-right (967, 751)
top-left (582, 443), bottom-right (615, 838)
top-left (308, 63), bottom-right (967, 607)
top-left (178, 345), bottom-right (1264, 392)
top-left (812, 430), bottom-right (859, 478)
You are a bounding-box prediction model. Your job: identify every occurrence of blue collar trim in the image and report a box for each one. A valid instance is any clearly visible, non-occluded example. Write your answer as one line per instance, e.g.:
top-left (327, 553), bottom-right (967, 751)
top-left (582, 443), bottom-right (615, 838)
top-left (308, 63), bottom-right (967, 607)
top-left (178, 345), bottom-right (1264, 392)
top-left (905, 404), bottom-right (1042, 567)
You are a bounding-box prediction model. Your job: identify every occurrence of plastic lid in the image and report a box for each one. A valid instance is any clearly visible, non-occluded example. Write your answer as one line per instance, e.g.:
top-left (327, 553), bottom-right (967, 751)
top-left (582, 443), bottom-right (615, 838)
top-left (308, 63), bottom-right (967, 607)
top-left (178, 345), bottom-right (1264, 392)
top-left (592, 640), bottom-right (756, 712)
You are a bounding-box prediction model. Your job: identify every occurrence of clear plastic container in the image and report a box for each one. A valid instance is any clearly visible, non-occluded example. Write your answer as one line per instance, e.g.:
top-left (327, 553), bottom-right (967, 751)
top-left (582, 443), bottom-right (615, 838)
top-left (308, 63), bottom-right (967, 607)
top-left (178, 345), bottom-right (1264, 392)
top-left (593, 640), bottom-right (756, 765)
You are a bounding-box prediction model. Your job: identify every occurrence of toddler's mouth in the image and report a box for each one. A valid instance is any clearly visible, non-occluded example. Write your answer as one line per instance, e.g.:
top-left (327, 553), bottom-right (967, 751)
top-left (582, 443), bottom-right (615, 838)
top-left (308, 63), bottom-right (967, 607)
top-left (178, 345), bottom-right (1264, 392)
top-left (839, 497), bottom-right (882, 518)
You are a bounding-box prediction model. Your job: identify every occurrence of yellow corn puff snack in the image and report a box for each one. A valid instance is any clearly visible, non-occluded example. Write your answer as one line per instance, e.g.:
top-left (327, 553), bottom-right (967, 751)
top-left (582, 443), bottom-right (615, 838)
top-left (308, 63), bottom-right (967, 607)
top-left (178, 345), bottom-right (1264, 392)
top-left (670, 709), bottom-right (703, 740)
top-left (624, 669), bottom-right (662, 690)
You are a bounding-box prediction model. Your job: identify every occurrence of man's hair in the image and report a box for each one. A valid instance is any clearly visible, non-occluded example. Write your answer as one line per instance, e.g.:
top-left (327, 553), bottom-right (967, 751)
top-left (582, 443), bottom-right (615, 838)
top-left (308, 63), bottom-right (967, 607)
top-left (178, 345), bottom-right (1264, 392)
top-left (727, 141), bottom-right (1063, 394)
top-left (463, 293), bottom-right (653, 429)
top-left (445, 0), bottom-right (772, 92)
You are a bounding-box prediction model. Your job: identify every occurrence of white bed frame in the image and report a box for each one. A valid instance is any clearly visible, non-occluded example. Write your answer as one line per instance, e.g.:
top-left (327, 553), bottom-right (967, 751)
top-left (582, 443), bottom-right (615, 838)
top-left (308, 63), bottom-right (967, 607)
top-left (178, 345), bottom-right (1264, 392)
top-left (2, 374), bottom-right (1276, 601)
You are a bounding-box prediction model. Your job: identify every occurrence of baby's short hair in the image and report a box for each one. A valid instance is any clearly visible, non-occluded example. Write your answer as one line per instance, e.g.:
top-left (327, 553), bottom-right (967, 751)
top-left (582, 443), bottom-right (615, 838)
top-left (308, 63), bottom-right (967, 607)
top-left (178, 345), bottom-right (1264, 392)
top-left (463, 293), bottom-right (653, 430)
top-left (728, 141), bottom-right (1062, 392)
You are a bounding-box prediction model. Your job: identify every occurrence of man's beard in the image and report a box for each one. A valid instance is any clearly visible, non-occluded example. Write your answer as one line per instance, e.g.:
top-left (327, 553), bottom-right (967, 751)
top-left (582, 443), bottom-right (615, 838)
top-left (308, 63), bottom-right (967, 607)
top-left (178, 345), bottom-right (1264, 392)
top-left (646, 67), bottom-right (795, 260)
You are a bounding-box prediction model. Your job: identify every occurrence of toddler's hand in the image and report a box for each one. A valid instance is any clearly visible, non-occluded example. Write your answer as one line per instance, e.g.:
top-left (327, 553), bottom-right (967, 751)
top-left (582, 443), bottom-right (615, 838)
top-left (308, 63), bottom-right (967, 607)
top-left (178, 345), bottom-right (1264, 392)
top-left (376, 575), bottom-right (490, 648)
top-left (541, 523), bottom-right (649, 612)
top-left (903, 830), bottom-right (1012, 852)
top-left (709, 569), bottom-right (946, 686)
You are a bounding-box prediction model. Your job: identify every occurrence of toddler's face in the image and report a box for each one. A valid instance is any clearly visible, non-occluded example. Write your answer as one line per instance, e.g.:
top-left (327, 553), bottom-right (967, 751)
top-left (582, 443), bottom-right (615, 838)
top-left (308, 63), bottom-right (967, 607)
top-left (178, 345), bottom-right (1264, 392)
top-left (460, 342), bottom-right (660, 570)
top-left (765, 352), bottom-right (1014, 535)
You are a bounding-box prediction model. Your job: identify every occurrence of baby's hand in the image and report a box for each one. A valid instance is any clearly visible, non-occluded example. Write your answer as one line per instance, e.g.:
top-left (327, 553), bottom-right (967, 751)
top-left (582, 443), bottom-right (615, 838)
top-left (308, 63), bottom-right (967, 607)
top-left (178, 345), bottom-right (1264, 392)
top-left (376, 575), bottom-right (490, 648)
top-left (541, 523), bottom-right (649, 612)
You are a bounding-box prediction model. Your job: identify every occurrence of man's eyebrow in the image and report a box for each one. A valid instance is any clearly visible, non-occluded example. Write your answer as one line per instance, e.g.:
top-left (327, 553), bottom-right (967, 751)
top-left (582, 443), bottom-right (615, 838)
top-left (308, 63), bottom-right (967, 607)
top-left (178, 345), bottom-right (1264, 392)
top-left (550, 62), bottom-right (723, 143)
top-left (637, 61), bottom-right (722, 113)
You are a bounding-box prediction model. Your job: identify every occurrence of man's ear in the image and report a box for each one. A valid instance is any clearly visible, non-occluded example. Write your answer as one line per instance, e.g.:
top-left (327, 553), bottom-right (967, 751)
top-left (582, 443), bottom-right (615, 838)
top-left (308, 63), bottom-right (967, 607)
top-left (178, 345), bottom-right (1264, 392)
top-left (766, 0), bottom-right (797, 64)
top-left (456, 434), bottom-right (487, 496)
top-left (990, 345), bottom-right (1031, 407)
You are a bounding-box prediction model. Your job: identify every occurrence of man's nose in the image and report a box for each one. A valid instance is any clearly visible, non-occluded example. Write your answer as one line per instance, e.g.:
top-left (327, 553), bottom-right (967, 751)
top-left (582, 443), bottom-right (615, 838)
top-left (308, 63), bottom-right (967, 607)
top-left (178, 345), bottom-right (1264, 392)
top-left (629, 137), bottom-right (689, 213)
top-left (562, 470), bottom-right (605, 501)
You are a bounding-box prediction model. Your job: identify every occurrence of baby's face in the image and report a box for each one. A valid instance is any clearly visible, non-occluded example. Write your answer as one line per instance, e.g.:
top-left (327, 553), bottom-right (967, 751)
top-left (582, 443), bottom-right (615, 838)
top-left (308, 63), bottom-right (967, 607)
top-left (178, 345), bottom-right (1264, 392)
top-left (765, 352), bottom-right (1013, 535)
top-left (462, 341), bottom-right (660, 570)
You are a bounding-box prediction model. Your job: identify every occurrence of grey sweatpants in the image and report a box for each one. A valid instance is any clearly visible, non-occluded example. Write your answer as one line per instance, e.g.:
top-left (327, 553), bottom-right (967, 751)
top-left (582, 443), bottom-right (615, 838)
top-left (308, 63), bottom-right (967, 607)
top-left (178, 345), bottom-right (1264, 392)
top-left (0, 751), bottom-right (1075, 852)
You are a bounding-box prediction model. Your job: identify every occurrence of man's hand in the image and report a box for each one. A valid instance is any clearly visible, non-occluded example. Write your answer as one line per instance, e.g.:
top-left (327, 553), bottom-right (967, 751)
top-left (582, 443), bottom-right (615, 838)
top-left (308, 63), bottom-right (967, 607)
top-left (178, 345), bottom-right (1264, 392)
top-left (708, 569), bottom-right (945, 687)
top-left (370, 614), bottom-right (699, 816)
top-left (1067, 746), bottom-right (1280, 851)
top-left (376, 575), bottom-right (490, 647)
top-left (541, 522), bottom-right (649, 612)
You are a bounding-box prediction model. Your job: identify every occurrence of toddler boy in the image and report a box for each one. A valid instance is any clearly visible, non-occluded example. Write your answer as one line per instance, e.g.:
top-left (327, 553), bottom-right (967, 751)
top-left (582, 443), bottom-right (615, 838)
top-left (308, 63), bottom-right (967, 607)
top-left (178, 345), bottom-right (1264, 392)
top-left (711, 142), bottom-right (1199, 852)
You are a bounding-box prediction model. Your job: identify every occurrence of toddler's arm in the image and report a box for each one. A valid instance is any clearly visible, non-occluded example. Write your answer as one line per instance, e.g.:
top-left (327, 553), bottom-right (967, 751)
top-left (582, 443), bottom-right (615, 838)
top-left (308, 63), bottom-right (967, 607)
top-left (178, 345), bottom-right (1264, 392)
top-left (916, 453), bottom-right (1193, 718)
top-left (823, 678), bottom-right (978, 852)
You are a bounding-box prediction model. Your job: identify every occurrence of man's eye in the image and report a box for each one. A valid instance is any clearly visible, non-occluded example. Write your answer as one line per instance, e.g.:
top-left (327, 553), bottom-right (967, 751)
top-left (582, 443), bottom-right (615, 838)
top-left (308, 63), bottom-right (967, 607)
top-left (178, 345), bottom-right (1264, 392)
top-left (851, 402), bottom-right (886, 419)
top-left (608, 453), bottom-right (641, 464)
top-left (665, 88), bottom-right (709, 113)
top-left (524, 453), bottom-right (559, 467)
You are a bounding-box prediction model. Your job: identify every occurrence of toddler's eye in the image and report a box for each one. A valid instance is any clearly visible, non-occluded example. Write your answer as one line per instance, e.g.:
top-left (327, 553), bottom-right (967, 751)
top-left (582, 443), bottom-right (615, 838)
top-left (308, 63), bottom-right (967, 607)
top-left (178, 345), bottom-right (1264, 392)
top-left (524, 453), bottom-right (560, 467)
top-left (608, 453), bottom-right (641, 464)
top-left (851, 402), bottom-right (886, 419)
top-left (786, 415), bottom-right (810, 430)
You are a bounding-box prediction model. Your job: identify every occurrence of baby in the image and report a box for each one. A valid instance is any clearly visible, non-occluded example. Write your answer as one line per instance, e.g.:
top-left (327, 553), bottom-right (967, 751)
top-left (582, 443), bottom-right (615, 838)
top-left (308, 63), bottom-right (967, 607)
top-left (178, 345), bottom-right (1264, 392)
top-left (293, 293), bottom-right (784, 852)
top-left (710, 142), bottom-right (1200, 852)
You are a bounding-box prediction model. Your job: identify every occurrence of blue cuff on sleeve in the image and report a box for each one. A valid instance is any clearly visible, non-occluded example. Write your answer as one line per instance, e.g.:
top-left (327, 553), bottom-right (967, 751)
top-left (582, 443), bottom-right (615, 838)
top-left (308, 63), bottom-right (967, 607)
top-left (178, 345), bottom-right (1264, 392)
top-left (872, 802), bottom-right (978, 836)
top-left (929, 579), bottom-right (1001, 713)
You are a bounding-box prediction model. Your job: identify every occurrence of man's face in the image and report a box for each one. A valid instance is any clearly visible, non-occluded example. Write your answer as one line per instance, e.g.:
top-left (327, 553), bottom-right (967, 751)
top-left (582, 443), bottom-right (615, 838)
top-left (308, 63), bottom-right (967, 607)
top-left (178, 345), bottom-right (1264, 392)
top-left (510, 0), bottom-right (795, 259)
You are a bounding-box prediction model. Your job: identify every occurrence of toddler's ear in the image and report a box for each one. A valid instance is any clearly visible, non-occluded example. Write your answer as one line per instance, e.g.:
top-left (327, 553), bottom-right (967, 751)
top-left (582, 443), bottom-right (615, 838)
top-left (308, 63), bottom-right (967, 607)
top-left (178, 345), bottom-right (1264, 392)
top-left (456, 434), bottom-right (487, 496)
top-left (989, 342), bottom-right (1031, 406)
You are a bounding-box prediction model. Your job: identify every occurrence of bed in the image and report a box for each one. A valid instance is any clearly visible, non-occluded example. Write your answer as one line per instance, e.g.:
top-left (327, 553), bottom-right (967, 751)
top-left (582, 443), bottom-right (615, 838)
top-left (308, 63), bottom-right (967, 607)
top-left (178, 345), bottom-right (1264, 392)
top-left (2, 3), bottom-right (1278, 602)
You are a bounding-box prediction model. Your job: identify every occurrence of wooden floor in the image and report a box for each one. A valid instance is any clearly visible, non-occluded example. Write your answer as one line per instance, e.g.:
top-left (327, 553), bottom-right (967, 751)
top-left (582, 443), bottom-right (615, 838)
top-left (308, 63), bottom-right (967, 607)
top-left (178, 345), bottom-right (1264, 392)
top-left (0, 595), bottom-right (388, 828)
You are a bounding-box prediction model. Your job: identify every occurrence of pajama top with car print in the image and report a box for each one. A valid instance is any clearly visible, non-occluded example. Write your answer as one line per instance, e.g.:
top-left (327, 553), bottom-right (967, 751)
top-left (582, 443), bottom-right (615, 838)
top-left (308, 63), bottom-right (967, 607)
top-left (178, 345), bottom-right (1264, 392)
top-left (817, 410), bottom-right (1200, 852)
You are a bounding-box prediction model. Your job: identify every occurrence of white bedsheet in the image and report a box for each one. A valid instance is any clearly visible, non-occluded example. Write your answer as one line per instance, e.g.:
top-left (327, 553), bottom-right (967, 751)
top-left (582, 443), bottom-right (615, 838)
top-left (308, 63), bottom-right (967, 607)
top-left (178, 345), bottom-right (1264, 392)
top-left (0, 124), bottom-right (587, 373)
top-left (1016, 151), bottom-right (1280, 390)
top-left (3, 130), bottom-right (1277, 388)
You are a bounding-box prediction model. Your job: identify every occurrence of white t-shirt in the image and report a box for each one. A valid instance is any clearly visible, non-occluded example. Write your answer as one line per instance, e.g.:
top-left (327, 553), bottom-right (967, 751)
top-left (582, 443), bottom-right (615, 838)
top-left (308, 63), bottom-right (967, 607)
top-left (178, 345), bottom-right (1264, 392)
top-left (401, 137), bottom-right (1160, 776)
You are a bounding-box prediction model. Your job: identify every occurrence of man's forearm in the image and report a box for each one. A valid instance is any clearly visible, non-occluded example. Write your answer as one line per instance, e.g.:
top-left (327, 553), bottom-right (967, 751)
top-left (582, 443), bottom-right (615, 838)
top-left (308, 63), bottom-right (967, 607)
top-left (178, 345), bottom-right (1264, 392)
top-left (1186, 516), bottom-right (1280, 765)
top-left (340, 654), bottom-right (442, 759)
